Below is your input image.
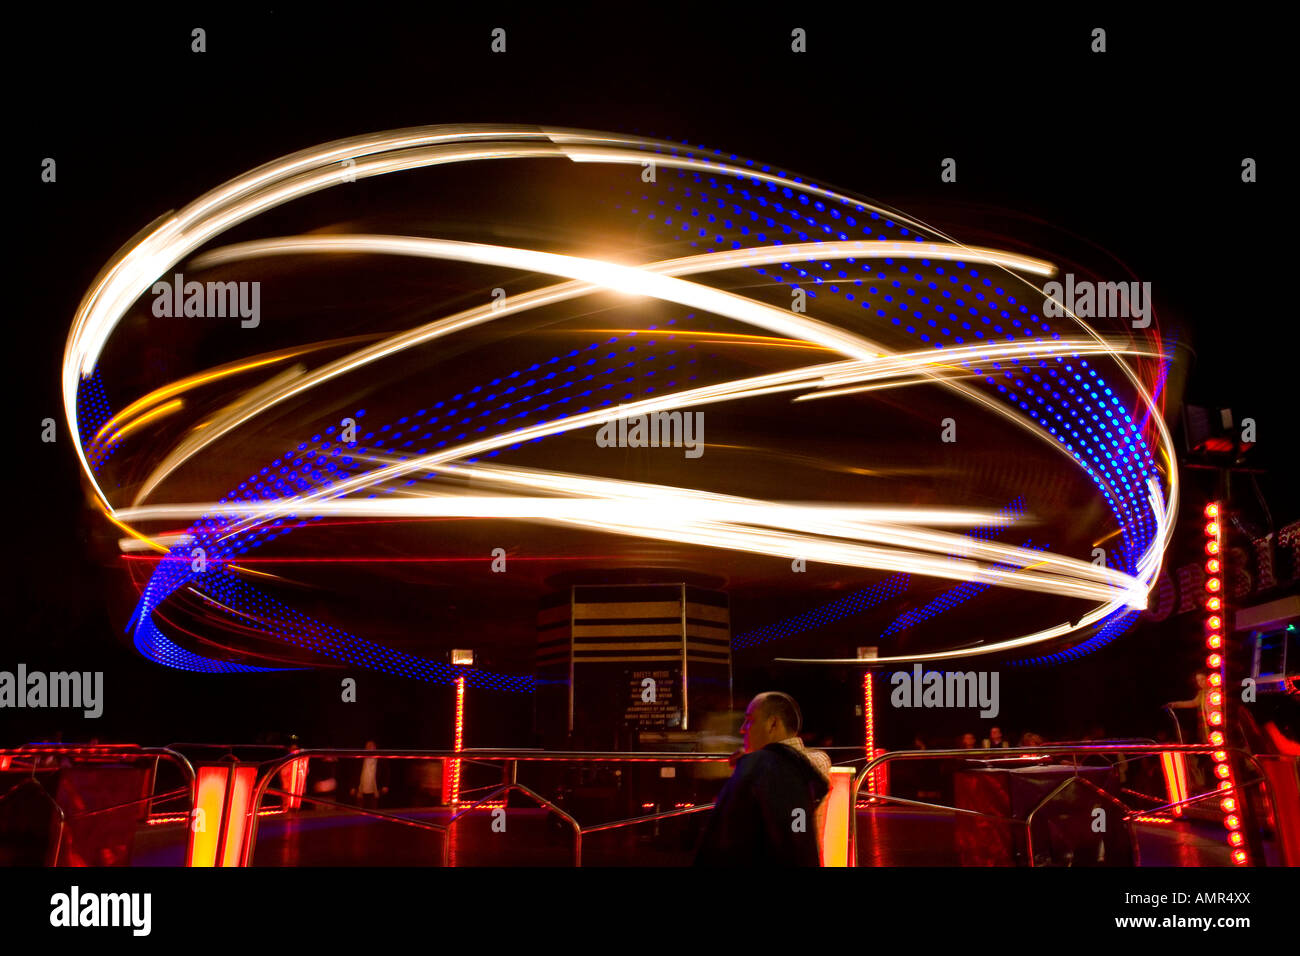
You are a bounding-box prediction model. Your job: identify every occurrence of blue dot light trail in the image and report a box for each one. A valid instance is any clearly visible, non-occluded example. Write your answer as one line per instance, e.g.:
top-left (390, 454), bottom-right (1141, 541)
top-left (63, 126), bottom-right (1178, 680)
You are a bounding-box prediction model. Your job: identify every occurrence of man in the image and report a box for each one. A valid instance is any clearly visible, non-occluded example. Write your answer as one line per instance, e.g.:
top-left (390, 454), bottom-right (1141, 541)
top-left (694, 692), bottom-right (830, 866)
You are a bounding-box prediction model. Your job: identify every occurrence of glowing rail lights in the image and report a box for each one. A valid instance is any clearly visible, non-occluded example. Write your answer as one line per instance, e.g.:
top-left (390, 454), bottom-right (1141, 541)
top-left (1202, 501), bottom-right (1249, 866)
top-left (61, 125), bottom-right (1178, 676)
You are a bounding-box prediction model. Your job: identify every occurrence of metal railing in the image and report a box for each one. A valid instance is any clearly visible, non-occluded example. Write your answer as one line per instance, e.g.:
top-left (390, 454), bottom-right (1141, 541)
top-left (6, 742), bottom-right (1293, 866)
top-left (243, 748), bottom-right (732, 866)
top-left (851, 744), bottom-right (1284, 866)
top-left (0, 745), bottom-right (196, 865)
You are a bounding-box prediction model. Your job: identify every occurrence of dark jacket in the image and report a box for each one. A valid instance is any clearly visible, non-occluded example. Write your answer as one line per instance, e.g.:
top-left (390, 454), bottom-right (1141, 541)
top-left (694, 743), bottom-right (829, 866)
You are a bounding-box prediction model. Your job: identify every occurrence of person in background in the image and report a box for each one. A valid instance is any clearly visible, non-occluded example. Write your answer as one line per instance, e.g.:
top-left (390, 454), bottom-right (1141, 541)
top-left (982, 727), bottom-right (1010, 749)
top-left (959, 732), bottom-right (978, 750)
top-left (351, 740), bottom-right (389, 810)
top-left (1165, 673), bottom-right (1211, 742)
top-left (695, 692), bottom-right (830, 866)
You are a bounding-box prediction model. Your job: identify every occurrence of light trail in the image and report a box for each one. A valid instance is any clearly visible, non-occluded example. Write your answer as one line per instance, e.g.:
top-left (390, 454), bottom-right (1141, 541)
top-left (62, 125), bottom-right (1179, 670)
top-left (102, 399), bottom-right (183, 447)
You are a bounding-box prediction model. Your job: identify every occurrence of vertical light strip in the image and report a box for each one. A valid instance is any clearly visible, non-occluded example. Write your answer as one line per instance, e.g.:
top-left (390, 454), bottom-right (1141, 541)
top-left (1203, 502), bottom-right (1249, 865)
top-left (449, 676), bottom-right (466, 807)
top-left (863, 672), bottom-right (877, 802)
top-left (680, 584), bottom-right (689, 732)
top-left (286, 755), bottom-right (307, 811)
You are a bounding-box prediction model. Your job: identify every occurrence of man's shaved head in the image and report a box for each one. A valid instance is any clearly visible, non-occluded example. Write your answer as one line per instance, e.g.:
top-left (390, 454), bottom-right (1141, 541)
top-left (755, 693), bottom-right (801, 735)
top-left (741, 692), bottom-right (803, 752)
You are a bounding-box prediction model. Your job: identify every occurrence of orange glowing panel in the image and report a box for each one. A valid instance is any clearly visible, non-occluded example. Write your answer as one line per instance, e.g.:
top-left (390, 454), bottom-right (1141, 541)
top-left (187, 765), bottom-right (229, 867)
top-left (821, 767), bottom-right (855, 867)
top-left (220, 765), bottom-right (258, 867)
top-left (1159, 751), bottom-right (1189, 818)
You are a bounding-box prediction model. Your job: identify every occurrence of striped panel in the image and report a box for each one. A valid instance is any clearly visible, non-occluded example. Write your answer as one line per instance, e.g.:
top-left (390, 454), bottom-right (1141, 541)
top-left (537, 585), bottom-right (732, 666)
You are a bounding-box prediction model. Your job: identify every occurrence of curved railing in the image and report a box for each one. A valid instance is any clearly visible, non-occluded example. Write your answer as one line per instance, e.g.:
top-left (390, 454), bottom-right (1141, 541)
top-left (851, 743), bottom-right (1288, 866)
top-left (4, 742), bottom-right (1293, 866)
top-left (243, 747), bottom-right (732, 866)
top-left (0, 744), bottom-right (196, 865)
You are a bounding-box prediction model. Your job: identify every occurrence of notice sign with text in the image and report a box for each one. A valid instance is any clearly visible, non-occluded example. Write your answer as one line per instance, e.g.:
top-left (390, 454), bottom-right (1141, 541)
top-left (624, 668), bottom-right (680, 729)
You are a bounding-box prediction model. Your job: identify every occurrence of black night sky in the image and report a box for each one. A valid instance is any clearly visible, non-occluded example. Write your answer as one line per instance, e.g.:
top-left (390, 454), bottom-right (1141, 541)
top-left (7, 9), bottom-right (1294, 754)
